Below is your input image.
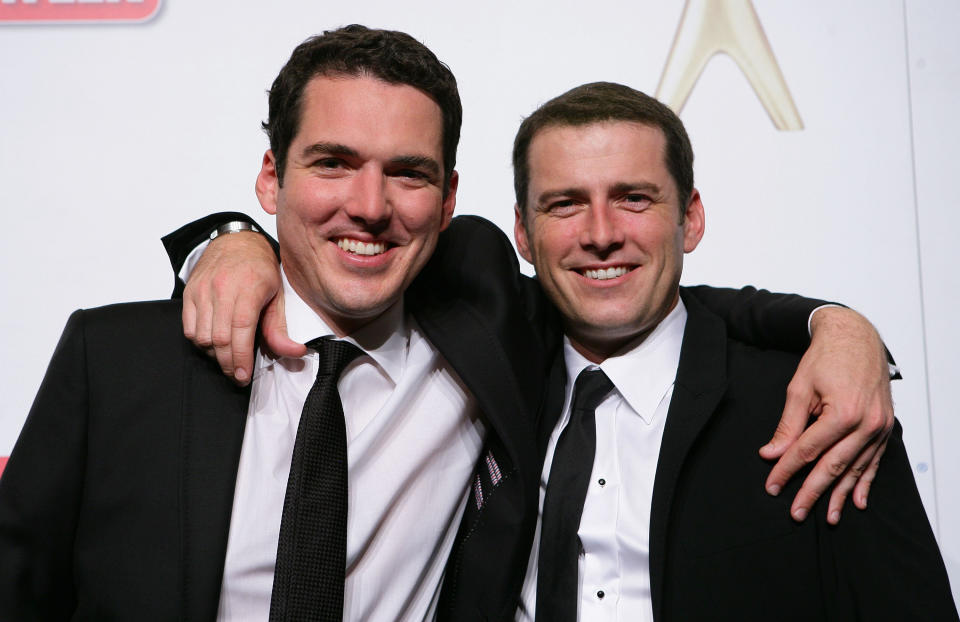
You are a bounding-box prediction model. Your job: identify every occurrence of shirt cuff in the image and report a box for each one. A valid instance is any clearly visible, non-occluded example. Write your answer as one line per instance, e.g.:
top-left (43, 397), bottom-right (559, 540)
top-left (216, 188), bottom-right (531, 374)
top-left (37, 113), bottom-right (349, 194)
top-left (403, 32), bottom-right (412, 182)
top-left (807, 303), bottom-right (843, 337)
top-left (178, 239), bottom-right (210, 283)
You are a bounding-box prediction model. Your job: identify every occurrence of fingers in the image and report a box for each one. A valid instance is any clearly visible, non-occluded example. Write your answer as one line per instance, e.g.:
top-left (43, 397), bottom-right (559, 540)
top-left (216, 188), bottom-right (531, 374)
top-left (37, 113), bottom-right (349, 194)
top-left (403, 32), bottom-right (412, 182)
top-left (825, 443), bottom-right (878, 524)
top-left (228, 291), bottom-right (264, 386)
top-left (760, 378), bottom-right (818, 464)
top-left (852, 433), bottom-right (890, 510)
top-left (182, 297), bottom-right (198, 342)
top-left (765, 403), bottom-right (857, 502)
top-left (211, 283), bottom-right (237, 379)
top-left (193, 284), bottom-right (215, 350)
top-left (786, 432), bottom-right (872, 523)
top-left (178, 230), bottom-right (283, 382)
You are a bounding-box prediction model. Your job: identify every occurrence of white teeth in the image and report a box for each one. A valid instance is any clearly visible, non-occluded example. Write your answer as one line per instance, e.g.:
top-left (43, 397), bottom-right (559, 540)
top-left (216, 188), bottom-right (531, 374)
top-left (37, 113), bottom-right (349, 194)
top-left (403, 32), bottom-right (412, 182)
top-left (337, 238), bottom-right (387, 256)
top-left (583, 266), bottom-right (630, 280)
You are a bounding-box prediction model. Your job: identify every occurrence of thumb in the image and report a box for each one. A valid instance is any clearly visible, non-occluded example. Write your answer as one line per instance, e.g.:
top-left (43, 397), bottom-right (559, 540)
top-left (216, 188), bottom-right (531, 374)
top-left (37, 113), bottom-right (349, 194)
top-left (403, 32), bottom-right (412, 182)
top-left (761, 381), bottom-right (816, 459)
top-left (262, 290), bottom-right (306, 359)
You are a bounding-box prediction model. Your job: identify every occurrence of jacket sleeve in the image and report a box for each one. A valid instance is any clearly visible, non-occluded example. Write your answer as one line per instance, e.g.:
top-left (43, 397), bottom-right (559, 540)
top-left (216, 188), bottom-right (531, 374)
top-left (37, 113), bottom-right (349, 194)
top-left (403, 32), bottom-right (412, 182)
top-left (160, 212), bottom-right (278, 298)
top-left (685, 285), bottom-right (899, 374)
top-left (682, 285), bottom-right (826, 354)
top-left (0, 310), bottom-right (88, 620)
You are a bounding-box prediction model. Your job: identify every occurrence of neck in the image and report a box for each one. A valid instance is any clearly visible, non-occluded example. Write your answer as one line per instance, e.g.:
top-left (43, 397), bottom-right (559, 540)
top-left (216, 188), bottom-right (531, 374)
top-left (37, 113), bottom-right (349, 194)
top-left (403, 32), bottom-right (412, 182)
top-left (565, 290), bottom-right (681, 364)
top-left (282, 266), bottom-right (381, 339)
top-left (566, 329), bottom-right (650, 365)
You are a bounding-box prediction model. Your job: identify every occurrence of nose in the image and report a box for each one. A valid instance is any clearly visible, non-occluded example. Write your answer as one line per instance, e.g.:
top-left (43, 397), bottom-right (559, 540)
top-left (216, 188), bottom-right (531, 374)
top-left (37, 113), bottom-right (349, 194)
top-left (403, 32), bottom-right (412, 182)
top-left (346, 165), bottom-right (392, 226)
top-left (580, 203), bottom-right (624, 254)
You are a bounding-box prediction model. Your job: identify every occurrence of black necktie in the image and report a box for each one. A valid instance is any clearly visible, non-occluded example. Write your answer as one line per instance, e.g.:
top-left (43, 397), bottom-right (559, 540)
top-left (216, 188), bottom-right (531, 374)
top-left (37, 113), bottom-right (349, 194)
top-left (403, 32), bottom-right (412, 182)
top-left (269, 337), bottom-right (364, 622)
top-left (536, 368), bottom-right (615, 622)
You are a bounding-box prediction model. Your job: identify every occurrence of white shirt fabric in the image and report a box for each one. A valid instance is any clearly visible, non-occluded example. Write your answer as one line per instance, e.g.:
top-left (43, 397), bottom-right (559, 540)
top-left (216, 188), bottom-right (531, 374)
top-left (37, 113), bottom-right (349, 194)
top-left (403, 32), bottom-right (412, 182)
top-left (517, 300), bottom-right (688, 622)
top-left (215, 269), bottom-right (484, 621)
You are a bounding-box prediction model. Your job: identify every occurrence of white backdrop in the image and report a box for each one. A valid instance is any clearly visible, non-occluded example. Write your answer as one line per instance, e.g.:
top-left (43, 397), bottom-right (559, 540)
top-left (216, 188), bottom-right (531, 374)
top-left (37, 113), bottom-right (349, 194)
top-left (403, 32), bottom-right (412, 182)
top-left (2, 0), bottom-right (958, 606)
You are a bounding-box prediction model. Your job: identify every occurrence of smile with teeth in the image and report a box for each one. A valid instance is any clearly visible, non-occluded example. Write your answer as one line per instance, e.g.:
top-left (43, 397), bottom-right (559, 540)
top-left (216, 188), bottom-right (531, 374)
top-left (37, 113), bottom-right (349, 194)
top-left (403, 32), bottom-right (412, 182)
top-left (336, 237), bottom-right (388, 256)
top-left (581, 266), bottom-right (632, 280)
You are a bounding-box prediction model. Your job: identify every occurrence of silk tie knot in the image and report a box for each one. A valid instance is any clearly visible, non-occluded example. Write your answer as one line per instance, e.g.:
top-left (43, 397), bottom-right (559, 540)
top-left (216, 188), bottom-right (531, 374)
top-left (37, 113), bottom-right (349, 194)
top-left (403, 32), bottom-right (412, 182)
top-left (307, 337), bottom-right (364, 378)
top-left (571, 368), bottom-right (614, 414)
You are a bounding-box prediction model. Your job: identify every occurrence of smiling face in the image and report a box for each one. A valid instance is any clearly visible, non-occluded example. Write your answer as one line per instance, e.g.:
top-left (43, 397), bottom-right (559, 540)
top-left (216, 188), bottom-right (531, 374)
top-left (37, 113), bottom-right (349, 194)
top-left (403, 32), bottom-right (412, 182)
top-left (256, 75), bottom-right (457, 336)
top-left (514, 121), bottom-right (704, 362)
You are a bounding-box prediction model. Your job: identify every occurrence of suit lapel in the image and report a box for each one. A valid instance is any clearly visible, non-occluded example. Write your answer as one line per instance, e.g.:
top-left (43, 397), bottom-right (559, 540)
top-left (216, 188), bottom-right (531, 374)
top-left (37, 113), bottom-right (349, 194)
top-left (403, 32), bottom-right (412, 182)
top-left (411, 297), bottom-right (536, 480)
top-left (179, 349), bottom-right (250, 620)
top-left (649, 291), bottom-right (728, 621)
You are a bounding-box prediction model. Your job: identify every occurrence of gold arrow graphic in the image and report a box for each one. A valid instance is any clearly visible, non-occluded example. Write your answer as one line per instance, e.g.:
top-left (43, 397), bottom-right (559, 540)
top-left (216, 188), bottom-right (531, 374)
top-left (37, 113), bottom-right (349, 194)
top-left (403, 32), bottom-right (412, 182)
top-left (656, 0), bottom-right (803, 130)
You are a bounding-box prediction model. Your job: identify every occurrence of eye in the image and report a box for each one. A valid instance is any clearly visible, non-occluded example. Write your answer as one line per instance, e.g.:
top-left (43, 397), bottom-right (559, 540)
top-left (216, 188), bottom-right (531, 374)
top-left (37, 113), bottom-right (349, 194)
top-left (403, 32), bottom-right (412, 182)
top-left (621, 193), bottom-right (652, 211)
top-left (542, 199), bottom-right (580, 218)
top-left (313, 157), bottom-right (345, 170)
top-left (397, 169), bottom-right (428, 180)
top-left (389, 167), bottom-right (433, 188)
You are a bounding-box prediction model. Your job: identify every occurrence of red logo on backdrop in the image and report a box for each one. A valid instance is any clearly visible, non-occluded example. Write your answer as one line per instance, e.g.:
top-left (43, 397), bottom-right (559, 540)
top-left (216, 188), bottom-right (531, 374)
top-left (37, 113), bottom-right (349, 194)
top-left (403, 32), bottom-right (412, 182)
top-left (0, 0), bottom-right (161, 24)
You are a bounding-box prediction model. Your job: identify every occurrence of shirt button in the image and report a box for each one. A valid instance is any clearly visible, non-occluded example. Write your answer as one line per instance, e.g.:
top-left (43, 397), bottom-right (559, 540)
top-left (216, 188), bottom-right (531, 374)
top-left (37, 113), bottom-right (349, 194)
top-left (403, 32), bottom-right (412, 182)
top-left (598, 478), bottom-right (606, 487)
top-left (597, 590), bottom-right (605, 599)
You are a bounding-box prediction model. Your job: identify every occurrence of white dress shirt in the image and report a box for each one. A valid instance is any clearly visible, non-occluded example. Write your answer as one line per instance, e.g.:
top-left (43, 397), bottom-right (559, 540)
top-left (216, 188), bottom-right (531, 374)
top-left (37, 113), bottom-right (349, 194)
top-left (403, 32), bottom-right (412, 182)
top-left (215, 269), bottom-right (484, 621)
top-left (518, 300), bottom-right (688, 622)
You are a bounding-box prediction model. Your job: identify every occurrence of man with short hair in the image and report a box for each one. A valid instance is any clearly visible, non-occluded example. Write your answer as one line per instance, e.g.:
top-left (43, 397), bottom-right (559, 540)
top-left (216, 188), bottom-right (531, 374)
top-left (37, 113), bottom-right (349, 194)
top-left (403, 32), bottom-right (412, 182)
top-left (1, 25), bottom-right (542, 620)
top-left (0, 25), bottom-right (902, 622)
top-left (508, 82), bottom-right (957, 620)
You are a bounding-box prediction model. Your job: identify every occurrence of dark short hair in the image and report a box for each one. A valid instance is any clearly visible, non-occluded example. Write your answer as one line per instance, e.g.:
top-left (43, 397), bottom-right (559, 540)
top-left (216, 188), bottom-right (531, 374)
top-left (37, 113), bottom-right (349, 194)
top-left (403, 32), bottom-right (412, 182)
top-left (263, 25), bottom-right (462, 192)
top-left (513, 82), bottom-right (694, 216)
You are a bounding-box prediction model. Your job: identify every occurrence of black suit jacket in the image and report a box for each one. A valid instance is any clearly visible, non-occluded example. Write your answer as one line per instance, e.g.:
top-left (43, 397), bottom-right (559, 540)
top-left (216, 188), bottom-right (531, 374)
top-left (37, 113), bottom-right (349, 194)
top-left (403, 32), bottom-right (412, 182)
top-left (0, 214), bottom-right (841, 620)
top-left (0, 215), bottom-right (552, 620)
top-left (537, 290), bottom-right (957, 620)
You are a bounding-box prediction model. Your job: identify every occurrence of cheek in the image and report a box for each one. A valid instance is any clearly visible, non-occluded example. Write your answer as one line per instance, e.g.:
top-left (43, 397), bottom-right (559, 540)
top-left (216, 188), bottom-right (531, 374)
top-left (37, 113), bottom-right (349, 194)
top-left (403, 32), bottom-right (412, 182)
top-left (399, 195), bottom-right (447, 237)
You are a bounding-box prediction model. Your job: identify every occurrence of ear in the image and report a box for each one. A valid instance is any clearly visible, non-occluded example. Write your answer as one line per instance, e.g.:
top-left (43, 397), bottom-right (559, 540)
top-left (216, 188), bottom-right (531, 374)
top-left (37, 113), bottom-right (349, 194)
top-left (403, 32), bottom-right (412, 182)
top-left (682, 188), bottom-right (705, 253)
top-left (439, 170), bottom-right (458, 231)
top-left (255, 150), bottom-right (280, 215)
top-left (514, 204), bottom-right (534, 264)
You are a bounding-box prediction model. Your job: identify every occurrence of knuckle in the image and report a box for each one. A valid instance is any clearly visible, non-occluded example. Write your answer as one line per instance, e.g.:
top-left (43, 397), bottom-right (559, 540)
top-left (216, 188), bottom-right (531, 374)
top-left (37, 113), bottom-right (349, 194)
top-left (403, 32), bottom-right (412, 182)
top-left (865, 409), bottom-right (891, 434)
top-left (833, 407), bottom-right (859, 430)
top-left (824, 459), bottom-right (848, 478)
top-left (232, 310), bottom-right (259, 330)
top-left (195, 334), bottom-right (213, 347)
top-left (796, 443), bottom-right (820, 465)
top-left (211, 272), bottom-right (234, 294)
top-left (211, 330), bottom-right (231, 348)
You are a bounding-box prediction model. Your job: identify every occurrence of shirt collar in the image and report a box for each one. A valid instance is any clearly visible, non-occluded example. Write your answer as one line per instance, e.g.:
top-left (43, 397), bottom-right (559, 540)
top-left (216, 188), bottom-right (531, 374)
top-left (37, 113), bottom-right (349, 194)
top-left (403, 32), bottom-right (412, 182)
top-left (563, 298), bottom-right (688, 424)
top-left (256, 267), bottom-right (408, 385)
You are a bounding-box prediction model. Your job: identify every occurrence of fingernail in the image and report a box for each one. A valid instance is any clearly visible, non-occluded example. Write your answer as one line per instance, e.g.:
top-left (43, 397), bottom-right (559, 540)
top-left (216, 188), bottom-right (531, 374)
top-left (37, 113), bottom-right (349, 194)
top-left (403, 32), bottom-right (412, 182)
top-left (829, 511), bottom-right (840, 524)
top-left (792, 507), bottom-right (808, 521)
top-left (760, 443), bottom-right (774, 453)
top-left (767, 484), bottom-right (781, 496)
top-left (235, 368), bottom-right (248, 382)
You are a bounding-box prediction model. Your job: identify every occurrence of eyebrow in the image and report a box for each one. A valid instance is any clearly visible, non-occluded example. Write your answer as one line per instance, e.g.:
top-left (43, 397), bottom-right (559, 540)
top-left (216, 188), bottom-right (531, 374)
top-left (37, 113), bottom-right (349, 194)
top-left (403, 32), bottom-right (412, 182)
top-left (388, 154), bottom-right (441, 177)
top-left (299, 143), bottom-right (441, 177)
top-left (611, 181), bottom-right (663, 196)
top-left (536, 181), bottom-right (663, 205)
top-left (300, 142), bottom-right (359, 159)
